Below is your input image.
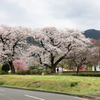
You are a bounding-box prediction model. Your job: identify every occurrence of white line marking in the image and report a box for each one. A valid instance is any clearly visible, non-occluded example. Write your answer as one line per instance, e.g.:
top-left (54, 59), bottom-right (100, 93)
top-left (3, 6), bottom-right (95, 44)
top-left (0, 89), bottom-right (4, 91)
top-left (73, 97), bottom-right (88, 100)
top-left (25, 94), bottom-right (45, 100)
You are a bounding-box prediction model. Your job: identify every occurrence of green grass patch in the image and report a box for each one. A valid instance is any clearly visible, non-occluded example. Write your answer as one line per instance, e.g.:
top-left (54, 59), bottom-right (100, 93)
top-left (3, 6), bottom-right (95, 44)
top-left (0, 75), bottom-right (100, 95)
top-left (70, 82), bottom-right (78, 87)
top-left (0, 81), bottom-right (5, 85)
top-left (87, 83), bottom-right (91, 85)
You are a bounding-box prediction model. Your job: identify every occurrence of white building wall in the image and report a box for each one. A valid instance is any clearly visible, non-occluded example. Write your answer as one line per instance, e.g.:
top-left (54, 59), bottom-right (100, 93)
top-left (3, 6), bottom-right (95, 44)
top-left (92, 66), bottom-right (100, 71)
top-left (92, 66), bottom-right (94, 71)
top-left (56, 67), bottom-right (68, 73)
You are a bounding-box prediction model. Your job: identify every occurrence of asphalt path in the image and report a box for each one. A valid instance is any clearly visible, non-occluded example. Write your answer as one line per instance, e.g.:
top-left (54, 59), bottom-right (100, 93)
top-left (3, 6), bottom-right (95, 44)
top-left (0, 87), bottom-right (89, 100)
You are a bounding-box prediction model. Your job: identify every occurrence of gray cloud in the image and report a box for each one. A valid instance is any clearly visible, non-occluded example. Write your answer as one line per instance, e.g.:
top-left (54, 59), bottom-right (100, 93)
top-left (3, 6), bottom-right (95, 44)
top-left (0, 0), bottom-right (29, 26)
top-left (0, 0), bottom-right (100, 31)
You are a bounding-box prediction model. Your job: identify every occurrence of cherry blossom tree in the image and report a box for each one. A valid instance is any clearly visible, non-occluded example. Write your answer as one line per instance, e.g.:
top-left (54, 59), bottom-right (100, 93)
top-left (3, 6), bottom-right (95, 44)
top-left (13, 60), bottom-right (28, 71)
top-left (28, 27), bottom-right (91, 73)
top-left (63, 59), bottom-right (74, 71)
top-left (57, 59), bottom-right (71, 72)
top-left (67, 47), bottom-right (93, 75)
top-left (91, 39), bottom-right (100, 71)
top-left (0, 25), bottom-right (31, 73)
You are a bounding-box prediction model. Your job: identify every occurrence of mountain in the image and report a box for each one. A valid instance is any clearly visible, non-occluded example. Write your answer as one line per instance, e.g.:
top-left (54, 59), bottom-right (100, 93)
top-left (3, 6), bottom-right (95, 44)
top-left (83, 29), bottom-right (100, 40)
top-left (27, 29), bottom-right (100, 45)
top-left (26, 37), bottom-right (41, 47)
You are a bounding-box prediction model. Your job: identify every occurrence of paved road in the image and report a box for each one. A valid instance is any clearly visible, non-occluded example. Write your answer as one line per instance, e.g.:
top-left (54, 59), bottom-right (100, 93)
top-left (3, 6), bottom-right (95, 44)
top-left (0, 87), bottom-right (88, 100)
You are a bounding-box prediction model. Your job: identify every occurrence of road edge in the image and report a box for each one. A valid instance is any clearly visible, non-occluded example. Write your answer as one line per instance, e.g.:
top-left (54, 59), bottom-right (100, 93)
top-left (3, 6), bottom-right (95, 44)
top-left (0, 86), bottom-right (98, 100)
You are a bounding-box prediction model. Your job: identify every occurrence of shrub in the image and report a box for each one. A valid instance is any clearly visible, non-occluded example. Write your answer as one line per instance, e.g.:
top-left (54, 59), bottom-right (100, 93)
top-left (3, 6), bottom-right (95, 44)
top-left (29, 69), bottom-right (38, 74)
top-left (0, 81), bottom-right (5, 85)
top-left (70, 82), bottom-right (78, 87)
top-left (78, 73), bottom-right (100, 77)
top-left (2, 63), bottom-right (10, 73)
top-left (33, 69), bottom-right (38, 74)
top-left (29, 70), bottom-right (34, 74)
top-left (42, 69), bottom-right (51, 75)
top-left (24, 70), bottom-right (30, 74)
top-left (16, 69), bottom-right (38, 75)
top-left (16, 70), bottom-right (25, 75)
top-left (16, 69), bottom-right (51, 75)
top-left (46, 69), bottom-right (51, 74)
top-left (0, 64), bottom-right (3, 71)
top-left (87, 83), bottom-right (91, 85)
top-left (0, 70), bottom-right (7, 75)
top-left (37, 69), bottom-right (43, 74)
top-left (94, 89), bottom-right (97, 91)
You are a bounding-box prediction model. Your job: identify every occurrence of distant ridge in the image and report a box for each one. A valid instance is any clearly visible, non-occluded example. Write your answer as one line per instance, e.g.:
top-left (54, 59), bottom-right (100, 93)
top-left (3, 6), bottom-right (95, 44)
top-left (83, 29), bottom-right (100, 40)
top-left (26, 37), bottom-right (41, 47)
top-left (27, 29), bottom-right (100, 45)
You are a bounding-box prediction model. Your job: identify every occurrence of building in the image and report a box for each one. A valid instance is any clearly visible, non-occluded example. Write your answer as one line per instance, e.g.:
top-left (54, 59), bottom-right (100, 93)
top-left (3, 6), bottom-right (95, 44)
top-left (73, 65), bottom-right (88, 71)
top-left (56, 67), bottom-right (68, 73)
top-left (92, 66), bottom-right (100, 71)
top-left (92, 62), bottom-right (100, 71)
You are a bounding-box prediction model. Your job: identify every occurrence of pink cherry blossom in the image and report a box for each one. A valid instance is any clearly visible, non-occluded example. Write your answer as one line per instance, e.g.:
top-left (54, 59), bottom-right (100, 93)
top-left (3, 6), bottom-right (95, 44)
top-left (13, 60), bottom-right (29, 70)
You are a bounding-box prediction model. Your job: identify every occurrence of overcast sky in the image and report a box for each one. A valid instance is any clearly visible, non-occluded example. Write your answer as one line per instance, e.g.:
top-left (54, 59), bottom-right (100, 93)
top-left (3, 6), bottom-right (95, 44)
top-left (0, 0), bottom-right (100, 31)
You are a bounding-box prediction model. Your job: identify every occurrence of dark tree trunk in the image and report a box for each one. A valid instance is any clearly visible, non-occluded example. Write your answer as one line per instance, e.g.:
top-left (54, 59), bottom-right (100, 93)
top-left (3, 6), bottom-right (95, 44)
top-left (94, 65), bottom-right (96, 72)
top-left (8, 61), bottom-right (15, 74)
top-left (76, 66), bottom-right (79, 76)
top-left (69, 65), bottom-right (72, 71)
top-left (46, 66), bottom-right (47, 73)
top-left (51, 65), bottom-right (56, 73)
top-left (62, 66), bottom-right (63, 72)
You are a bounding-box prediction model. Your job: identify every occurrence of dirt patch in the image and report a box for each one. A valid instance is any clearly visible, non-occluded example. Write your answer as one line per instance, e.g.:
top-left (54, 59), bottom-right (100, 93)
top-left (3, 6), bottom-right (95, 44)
top-left (29, 81), bottom-right (41, 85)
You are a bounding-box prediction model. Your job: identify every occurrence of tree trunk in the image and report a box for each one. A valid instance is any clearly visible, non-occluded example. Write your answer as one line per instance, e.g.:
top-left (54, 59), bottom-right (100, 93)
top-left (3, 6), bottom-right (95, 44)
top-left (62, 66), bottom-right (63, 72)
top-left (46, 66), bottom-right (47, 73)
top-left (76, 67), bottom-right (79, 76)
top-left (51, 65), bottom-right (56, 73)
top-left (8, 61), bottom-right (15, 74)
top-left (94, 65), bottom-right (96, 72)
top-left (69, 65), bottom-right (71, 71)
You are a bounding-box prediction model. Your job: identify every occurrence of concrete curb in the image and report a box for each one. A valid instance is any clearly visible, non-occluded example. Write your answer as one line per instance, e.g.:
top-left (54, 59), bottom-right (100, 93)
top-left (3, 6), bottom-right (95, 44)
top-left (0, 86), bottom-right (98, 100)
top-left (85, 95), bottom-right (100, 100)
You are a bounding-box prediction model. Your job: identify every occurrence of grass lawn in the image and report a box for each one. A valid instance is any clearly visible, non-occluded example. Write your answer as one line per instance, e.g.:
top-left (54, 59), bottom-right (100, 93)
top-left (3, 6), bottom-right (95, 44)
top-left (0, 75), bottom-right (100, 95)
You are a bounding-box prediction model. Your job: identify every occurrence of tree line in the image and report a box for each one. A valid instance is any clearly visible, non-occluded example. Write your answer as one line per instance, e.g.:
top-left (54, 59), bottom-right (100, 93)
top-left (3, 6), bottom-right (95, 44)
top-left (0, 25), bottom-right (99, 75)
